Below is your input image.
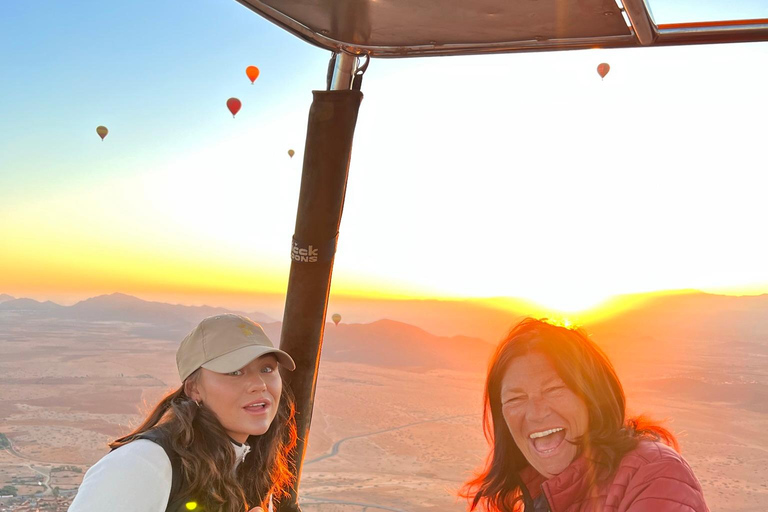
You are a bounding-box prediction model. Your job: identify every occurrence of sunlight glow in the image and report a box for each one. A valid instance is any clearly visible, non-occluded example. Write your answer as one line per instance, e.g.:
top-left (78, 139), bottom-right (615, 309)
top-left (2, 35), bottom-right (766, 313)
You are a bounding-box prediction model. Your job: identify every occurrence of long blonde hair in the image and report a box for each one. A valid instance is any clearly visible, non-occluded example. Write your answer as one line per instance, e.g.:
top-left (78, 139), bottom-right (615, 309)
top-left (111, 369), bottom-right (297, 512)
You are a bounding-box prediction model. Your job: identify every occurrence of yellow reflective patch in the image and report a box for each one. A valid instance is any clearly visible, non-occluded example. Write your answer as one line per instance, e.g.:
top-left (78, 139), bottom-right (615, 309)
top-left (185, 501), bottom-right (198, 510)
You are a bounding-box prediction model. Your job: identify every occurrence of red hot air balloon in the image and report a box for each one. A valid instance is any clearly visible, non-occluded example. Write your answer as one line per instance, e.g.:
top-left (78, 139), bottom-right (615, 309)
top-left (227, 98), bottom-right (241, 118)
top-left (96, 126), bottom-right (108, 141)
top-left (246, 66), bottom-right (260, 84)
top-left (597, 63), bottom-right (611, 80)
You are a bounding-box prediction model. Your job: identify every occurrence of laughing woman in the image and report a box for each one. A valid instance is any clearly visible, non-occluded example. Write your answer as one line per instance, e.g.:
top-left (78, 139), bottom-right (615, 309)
top-left (462, 318), bottom-right (709, 512)
top-left (69, 314), bottom-right (297, 512)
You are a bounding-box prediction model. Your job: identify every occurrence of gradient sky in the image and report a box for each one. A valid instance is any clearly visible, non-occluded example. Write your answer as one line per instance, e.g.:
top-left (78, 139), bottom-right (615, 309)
top-left (1, 1), bottom-right (767, 313)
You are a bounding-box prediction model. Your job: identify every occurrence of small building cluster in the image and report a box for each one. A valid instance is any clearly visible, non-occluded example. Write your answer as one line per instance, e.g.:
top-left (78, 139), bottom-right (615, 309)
top-left (0, 494), bottom-right (75, 512)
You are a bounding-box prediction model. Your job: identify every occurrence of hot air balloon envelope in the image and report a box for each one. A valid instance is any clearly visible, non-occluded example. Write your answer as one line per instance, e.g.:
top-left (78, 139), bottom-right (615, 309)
top-left (227, 98), bottom-right (242, 118)
top-left (288, 149), bottom-right (295, 158)
top-left (96, 126), bottom-right (108, 141)
top-left (597, 63), bottom-right (610, 79)
top-left (332, 313), bottom-right (341, 326)
top-left (246, 66), bottom-right (260, 84)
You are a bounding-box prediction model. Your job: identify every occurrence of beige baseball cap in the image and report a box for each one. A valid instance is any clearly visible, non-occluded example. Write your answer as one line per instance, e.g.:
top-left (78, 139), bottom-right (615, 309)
top-left (176, 313), bottom-right (296, 382)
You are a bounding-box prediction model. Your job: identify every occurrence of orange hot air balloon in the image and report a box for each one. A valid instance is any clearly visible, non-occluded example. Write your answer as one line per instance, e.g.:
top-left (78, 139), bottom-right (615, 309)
top-left (96, 126), bottom-right (108, 141)
top-left (331, 313), bottom-right (341, 326)
top-left (246, 66), bottom-right (260, 84)
top-left (597, 63), bottom-right (610, 80)
top-left (288, 149), bottom-right (295, 158)
top-left (227, 98), bottom-right (241, 118)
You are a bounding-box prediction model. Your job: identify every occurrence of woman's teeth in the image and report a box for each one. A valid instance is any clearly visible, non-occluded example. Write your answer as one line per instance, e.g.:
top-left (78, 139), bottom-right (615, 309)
top-left (529, 427), bottom-right (564, 439)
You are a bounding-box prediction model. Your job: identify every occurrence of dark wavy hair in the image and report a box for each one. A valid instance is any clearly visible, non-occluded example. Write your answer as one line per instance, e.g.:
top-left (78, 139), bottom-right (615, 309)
top-left (110, 368), bottom-right (297, 512)
top-left (461, 318), bottom-right (678, 512)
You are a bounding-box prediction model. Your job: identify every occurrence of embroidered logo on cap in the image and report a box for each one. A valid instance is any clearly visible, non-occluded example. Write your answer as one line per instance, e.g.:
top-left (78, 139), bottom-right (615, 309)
top-left (238, 323), bottom-right (255, 337)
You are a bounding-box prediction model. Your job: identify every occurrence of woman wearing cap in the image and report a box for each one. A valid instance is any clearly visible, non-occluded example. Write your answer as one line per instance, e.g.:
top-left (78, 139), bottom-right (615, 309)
top-left (461, 318), bottom-right (709, 512)
top-left (69, 314), bottom-right (297, 512)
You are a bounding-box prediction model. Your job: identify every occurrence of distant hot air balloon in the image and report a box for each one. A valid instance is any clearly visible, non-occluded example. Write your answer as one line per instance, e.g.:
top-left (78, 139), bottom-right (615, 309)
top-left (246, 66), bottom-right (260, 84)
top-left (96, 125), bottom-right (108, 141)
top-left (597, 63), bottom-right (610, 80)
top-left (288, 149), bottom-right (295, 158)
top-left (227, 98), bottom-right (241, 118)
top-left (331, 313), bottom-right (341, 326)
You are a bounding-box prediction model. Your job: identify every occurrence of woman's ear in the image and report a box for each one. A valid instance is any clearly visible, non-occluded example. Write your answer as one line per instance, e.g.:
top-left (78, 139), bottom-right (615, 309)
top-left (184, 378), bottom-right (201, 402)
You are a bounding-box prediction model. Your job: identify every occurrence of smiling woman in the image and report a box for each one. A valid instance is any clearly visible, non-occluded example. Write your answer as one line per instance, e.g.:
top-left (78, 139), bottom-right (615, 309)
top-left (500, 352), bottom-right (590, 480)
top-left (67, 314), bottom-right (297, 512)
top-left (462, 318), bottom-right (709, 512)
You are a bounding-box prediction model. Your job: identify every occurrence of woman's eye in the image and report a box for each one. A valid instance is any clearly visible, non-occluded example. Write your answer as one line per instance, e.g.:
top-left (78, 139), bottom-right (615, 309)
top-left (504, 397), bottom-right (523, 405)
top-left (545, 386), bottom-right (564, 393)
top-left (228, 370), bottom-right (244, 376)
top-left (261, 365), bottom-right (276, 373)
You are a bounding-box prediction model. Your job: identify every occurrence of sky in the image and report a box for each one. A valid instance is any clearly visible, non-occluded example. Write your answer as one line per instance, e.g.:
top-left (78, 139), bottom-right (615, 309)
top-left (1, 0), bottom-right (767, 315)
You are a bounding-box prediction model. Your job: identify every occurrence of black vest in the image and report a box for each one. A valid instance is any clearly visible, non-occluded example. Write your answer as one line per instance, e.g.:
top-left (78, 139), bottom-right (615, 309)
top-left (112, 429), bottom-right (193, 512)
top-left (112, 429), bottom-right (251, 511)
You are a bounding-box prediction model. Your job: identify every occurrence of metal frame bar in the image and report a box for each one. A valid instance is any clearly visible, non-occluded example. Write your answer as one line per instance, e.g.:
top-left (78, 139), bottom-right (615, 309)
top-left (329, 52), bottom-right (357, 91)
top-left (656, 18), bottom-right (768, 46)
top-left (619, 0), bottom-right (657, 45)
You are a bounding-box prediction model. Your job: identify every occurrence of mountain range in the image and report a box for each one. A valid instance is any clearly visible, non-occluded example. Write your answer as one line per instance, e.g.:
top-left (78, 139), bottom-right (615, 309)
top-left (1, 290), bottom-right (767, 372)
top-left (0, 293), bottom-right (493, 372)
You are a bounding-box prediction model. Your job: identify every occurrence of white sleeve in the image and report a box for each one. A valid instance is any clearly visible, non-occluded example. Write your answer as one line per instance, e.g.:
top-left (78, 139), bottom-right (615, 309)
top-left (68, 439), bottom-right (172, 512)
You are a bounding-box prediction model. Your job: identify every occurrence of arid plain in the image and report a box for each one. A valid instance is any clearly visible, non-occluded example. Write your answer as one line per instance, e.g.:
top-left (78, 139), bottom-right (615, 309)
top-left (1, 292), bottom-right (767, 511)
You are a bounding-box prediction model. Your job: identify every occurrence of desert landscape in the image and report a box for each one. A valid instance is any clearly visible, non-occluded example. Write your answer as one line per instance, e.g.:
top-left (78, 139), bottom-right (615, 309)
top-left (1, 292), bottom-right (767, 511)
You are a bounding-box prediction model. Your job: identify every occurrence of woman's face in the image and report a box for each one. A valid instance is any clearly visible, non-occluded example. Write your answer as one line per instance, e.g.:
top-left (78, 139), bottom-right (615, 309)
top-left (500, 351), bottom-right (589, 479)
top-left (190, 354), bottom-right (282, 444)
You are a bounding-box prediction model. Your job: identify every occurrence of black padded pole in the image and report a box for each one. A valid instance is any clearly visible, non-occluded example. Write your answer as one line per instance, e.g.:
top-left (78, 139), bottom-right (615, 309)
top-left (276, 89), bottom-right (363, 512)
